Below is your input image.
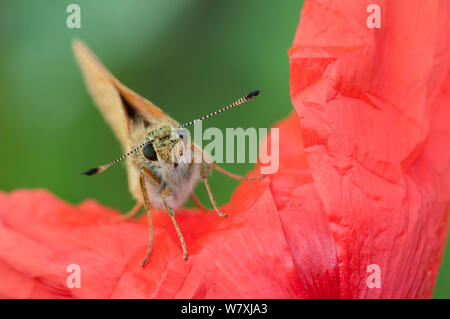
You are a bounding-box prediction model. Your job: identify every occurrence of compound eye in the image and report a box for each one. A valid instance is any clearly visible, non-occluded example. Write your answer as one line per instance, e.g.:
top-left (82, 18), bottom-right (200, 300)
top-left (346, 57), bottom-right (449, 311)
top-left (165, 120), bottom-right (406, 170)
top-left (143, 142), bottom-right (157, 161)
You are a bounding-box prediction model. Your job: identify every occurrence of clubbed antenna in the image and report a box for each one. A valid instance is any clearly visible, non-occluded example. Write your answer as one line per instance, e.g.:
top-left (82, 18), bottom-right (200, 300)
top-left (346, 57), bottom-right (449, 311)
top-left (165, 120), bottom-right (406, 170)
top-left (179, 89), bottom-right (262, 128)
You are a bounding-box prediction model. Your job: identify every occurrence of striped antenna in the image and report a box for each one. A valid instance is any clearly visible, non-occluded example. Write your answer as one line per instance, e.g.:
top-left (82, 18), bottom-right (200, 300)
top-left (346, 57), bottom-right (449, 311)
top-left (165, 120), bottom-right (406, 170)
top-left (179, 89), bottom-right (262, 128)
top-left (83, 89), bottom-right (262, 176)
top-left (82, 140), bottom-right (150, 176)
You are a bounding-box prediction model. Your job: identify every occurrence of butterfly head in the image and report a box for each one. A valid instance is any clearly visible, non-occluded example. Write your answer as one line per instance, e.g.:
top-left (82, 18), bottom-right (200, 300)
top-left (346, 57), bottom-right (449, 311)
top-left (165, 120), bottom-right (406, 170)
top-left (143, 126), bottom-right (185, 167)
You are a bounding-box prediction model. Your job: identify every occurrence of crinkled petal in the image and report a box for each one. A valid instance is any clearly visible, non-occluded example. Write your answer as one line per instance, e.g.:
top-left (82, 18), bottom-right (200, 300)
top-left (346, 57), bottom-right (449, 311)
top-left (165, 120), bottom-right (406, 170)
top-left (289, 0), bottom-right (450, 298)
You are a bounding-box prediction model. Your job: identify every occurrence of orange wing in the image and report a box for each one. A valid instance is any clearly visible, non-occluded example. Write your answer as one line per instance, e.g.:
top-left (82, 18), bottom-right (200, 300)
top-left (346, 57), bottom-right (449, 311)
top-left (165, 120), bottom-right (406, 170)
top-left (72, 39), bottom-right (178, 150)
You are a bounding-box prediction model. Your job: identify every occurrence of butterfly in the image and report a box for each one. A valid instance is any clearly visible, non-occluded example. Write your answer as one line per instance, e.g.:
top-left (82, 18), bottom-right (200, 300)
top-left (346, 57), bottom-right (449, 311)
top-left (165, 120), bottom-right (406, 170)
top-left (73, 40), bottom-right (263, 266)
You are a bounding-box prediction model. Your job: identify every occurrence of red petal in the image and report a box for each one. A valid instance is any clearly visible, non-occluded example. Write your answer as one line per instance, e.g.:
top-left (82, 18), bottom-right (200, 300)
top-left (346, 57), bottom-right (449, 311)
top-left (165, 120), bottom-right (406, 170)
top-left (289, 0), bottom-right (450, 298)
top-left (0, 190), bottom-right (149, 298)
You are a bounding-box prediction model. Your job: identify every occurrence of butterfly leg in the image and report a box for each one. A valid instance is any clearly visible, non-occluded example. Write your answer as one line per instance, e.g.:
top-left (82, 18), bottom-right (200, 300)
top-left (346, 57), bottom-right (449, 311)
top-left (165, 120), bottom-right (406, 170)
top-left (206, 161), bottom-right (266, 181)
top-left (118, 202), bottom-right (143, 220)
top-left (139, 167), bottom-right (154, 267)
top-left (161, 188), bottom-right (188, 260)
top-left (200, 164), bottom-right (227, 218)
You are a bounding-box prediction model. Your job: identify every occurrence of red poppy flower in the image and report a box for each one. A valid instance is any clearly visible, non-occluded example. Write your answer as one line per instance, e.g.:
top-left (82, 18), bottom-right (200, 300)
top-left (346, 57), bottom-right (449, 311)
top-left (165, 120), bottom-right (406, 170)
top-left (288, 0), bottom-right (450, 298)
top-left (0, 0), bottom-right (449, 299)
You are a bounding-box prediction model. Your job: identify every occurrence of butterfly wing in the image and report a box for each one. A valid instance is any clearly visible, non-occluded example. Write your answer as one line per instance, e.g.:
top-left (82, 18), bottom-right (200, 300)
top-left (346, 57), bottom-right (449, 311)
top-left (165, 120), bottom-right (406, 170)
top-left (72, 39), bottom-right (178, 150)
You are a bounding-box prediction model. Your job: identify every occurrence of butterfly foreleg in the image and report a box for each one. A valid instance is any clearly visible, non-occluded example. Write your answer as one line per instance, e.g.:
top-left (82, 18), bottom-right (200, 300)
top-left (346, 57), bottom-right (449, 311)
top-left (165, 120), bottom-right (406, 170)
top-left (161, 188), bottom-right (188, 260)
top-left (206, 161), bottom-right (266, 181)
top-left (200, 163), bottom-right (228, 218)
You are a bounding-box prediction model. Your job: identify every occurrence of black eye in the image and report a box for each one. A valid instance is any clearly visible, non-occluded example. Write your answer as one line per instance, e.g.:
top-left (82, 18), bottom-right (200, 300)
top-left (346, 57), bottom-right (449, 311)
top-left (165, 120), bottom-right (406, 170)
top-left (143, 142), bottom-right (157, 161)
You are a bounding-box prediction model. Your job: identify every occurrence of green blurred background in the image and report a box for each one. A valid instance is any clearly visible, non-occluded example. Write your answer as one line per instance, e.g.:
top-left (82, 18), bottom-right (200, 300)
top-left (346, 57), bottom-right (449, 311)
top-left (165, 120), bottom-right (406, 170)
top-left (0, 0), bottom-right (448, 298)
